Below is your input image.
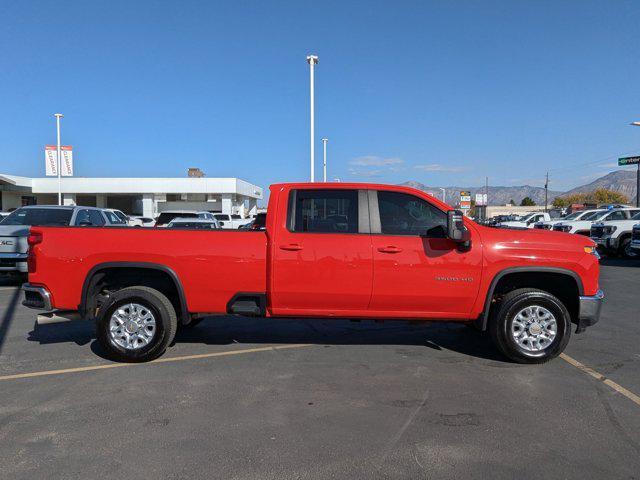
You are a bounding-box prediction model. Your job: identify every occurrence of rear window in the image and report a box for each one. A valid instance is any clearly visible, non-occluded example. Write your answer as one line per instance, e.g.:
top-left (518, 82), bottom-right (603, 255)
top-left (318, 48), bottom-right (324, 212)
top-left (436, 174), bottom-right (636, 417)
top-left (167, 222), bottom-right (216, 229)
top-left (156, 212), bottom-right (197, 225)
top-left (291, 189), bottom-right (358, 233)
top-left (0, 208), bottom-right (73, 226)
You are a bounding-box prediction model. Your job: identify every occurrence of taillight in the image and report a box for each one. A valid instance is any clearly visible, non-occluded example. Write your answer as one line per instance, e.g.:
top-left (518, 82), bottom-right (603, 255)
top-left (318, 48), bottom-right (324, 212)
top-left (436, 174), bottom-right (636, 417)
top-left (27, 230), bottom-right (43, 274)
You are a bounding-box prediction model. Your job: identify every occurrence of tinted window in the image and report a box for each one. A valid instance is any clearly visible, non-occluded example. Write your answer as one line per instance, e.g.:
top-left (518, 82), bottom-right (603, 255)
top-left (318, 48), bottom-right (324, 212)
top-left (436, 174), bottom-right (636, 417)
top-left (156, 212), bottom-right (197, 225)
top-left (378, 191), bottom-right (446, 236)
top-left (292, 189), bottom-right (358, 233)
top-left (231, 214), bottom-right (241, 219)
top-left (75, 209), bottom-right (105, 226)
top-left (104, 211), bottom-right (127, 225)
top-left (0, 207), bottom-right (73, 226)
top-left (214, 214), bottom-right (230, 221)
top-left (167, 222), bottom-right (216, 229)
top-left (606, 211), bottom-right (627, 221)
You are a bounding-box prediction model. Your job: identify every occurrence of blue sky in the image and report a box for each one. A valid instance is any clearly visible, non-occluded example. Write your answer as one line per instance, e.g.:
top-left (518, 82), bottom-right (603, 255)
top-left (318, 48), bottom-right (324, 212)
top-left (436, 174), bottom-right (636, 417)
top-left (1, 0), bottom-right (639, 199)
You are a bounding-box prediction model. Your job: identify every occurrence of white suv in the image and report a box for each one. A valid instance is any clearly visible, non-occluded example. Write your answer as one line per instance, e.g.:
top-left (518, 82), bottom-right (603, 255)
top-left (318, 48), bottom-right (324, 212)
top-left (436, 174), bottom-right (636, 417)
top-left (590, 209), bottom-right (640, 257)
top-left (534, 209), bottom-right (601, 231)
top-left (498, 212), bottom-right (550, 229)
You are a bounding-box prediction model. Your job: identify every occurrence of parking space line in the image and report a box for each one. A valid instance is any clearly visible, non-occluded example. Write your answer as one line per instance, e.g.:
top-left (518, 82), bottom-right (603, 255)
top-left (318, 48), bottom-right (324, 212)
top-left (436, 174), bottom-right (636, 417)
top-left (0, 344), bottom-right (312, 382)
top-left (0, 287), bottom-right (18, 291)
top-left (560, 353), bottom-right (640, 407)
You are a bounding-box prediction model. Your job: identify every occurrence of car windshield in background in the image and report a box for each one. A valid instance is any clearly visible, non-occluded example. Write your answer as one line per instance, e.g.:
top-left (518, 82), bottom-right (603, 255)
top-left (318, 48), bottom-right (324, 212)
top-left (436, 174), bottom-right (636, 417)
top-left (580, 211), bottom-right (602, 221)
top-left (0, 208), bottom-right (73, 226)
top-left (563, 211), bottom-right (583, 220)
top-left (104, 211), bottom-right (127, 225)
top-left (632, 211), bottom-right (640, 220)
top-left (156, 212), bottom-right (198, 225)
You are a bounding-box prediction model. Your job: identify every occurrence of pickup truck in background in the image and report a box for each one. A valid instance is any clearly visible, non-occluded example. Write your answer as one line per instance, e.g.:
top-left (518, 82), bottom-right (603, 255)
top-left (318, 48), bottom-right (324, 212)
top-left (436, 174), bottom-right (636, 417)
top-left (22, 183), bottom-right (603, 364)
top-left (213, 213), bottom-right (252, 229)
top-left (498, 212), bottom-right (550, 229)
top-left (590, 210), bottom-right (640, 258)
top-left (552, 208), bottom-right (634, 235)
top-left (0, 205), bottom-right (124, 274)
top-left (534, 209), bottom-right (601, 231)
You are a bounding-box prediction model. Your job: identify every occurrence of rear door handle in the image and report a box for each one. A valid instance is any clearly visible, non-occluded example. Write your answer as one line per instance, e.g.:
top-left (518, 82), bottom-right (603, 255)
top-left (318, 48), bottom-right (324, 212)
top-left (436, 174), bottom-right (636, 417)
top-left (280, 243), bottom-right (303, 251)
top-left (377, 246), bottom-right (403, 254)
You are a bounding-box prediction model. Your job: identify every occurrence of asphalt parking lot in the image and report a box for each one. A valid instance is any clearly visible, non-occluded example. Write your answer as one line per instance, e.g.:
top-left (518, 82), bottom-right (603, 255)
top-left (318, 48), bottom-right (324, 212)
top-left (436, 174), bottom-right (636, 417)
top-left (0, 260), bottom-right (639, 480)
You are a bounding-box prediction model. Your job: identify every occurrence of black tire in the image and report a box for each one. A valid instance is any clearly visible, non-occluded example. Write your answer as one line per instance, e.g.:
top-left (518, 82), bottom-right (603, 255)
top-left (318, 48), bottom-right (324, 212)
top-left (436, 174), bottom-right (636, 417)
top-left (96, 286), bottom-right (177, 362)
top-left (489, 288), bottom-right (571, 364)
top-left (620, 237), bottom-right (638, 259)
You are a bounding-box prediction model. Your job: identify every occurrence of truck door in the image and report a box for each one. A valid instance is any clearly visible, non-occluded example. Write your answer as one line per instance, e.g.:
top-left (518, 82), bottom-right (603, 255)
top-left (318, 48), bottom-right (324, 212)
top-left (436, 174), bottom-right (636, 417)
top-left (270, 188), bottom-right (373, 315)
top-left (368, 190), bottom-right (482, 318)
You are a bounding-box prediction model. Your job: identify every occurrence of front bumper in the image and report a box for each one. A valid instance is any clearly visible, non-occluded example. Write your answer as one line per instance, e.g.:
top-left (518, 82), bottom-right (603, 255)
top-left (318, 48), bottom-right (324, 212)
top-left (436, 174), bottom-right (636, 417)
top-left (0, 253), bottom-right (28, 272)
top-left (22, 283), bottom-right (53, 311)
top-left (577, 289), bottom-right (604, 332)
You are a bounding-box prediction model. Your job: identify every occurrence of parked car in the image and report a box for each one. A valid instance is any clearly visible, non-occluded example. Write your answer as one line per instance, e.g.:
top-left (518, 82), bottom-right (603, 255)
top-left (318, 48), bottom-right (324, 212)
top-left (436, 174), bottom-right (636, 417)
top-left (23, 182), bottom-right (602, 364)
top-left (130, 216), bottom-right (155, 227)
top-left (0, 205), bottom-right (119, 273)
top-left (498, 212), bottom-right (551, 229)
top-left (212, 213), bottom-right (252, 229)
top-left (534, 209), bottom-right (602, 230)
top-left (154, 210), bottom-right (217, 227)
top-left (589, 209), bottom-right (640, 258)
top-left (103, 209), bottom-right (131, 226)
top-left (553, 208), bottom-right (639, 236)
top-left (166, 218), bottom-right (221, 229)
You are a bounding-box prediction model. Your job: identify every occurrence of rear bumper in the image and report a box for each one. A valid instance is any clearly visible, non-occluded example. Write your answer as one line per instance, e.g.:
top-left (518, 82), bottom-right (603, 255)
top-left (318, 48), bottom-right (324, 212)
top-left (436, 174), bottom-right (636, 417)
top-left (22, 283), bottom-right (53, 311)
top-left (577, 289), bottom-right (604, 330)
top-left (0, 253), bottom-right (28, 272)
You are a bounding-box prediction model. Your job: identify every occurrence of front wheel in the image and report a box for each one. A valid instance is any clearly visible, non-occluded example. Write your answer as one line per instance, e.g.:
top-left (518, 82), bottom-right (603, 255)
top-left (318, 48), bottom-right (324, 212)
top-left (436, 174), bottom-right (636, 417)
top-left (96, 286), bottom-right (178, 362)
top-left (489, 288), bottom-right (571, 364)
top-left (620, 237), bottom-right (638, 259)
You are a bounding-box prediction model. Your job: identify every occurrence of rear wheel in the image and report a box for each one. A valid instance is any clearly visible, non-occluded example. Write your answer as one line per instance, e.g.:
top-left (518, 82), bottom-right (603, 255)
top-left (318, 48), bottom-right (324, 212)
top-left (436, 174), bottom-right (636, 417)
top-left (96, 286), bottom-right (177, 362)
top-left (489, 288), bottom-right (571, 364)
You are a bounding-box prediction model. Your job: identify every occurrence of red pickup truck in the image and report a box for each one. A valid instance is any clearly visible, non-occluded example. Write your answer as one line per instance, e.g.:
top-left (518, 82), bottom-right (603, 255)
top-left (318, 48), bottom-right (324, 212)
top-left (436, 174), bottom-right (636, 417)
top-left (22, 182), bottom-right (603, 364)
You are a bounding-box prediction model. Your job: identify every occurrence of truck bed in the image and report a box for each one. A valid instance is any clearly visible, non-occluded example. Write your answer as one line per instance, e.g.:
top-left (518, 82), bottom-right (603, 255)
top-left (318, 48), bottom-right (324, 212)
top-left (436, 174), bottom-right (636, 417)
top-left (28, 227), bottom-right (267, 313)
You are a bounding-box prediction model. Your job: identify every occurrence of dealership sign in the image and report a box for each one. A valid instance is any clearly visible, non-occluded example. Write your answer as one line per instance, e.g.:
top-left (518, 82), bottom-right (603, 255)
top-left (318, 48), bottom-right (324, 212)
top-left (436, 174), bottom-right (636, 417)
top-left (618, 156), bottom-right (640, 166)
top-left (459, 191), bottom-right (471, 210)
top-left (475, 193), bottom-right (487, 206)
top-left (45, 145), bottom-right (74, 176)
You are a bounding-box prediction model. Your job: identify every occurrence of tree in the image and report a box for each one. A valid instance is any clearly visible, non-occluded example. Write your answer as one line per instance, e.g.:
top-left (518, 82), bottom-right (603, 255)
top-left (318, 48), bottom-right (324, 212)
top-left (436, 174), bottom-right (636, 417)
top-left (509, 199), bottom-right (516, 206)
top-left (551, 189), bottom-right (629, 207)
top-left (552, 196), bottom-right (569, 208)
top-left (520, 197), bottom-right (536, 206)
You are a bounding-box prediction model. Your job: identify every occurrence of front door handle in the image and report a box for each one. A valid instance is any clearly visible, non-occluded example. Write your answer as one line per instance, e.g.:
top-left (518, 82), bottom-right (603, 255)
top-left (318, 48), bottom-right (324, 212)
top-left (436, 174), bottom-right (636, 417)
top-left (280, 243), bottom-right (303, 251)
top-left (378, 245), bottom-right (403, 254)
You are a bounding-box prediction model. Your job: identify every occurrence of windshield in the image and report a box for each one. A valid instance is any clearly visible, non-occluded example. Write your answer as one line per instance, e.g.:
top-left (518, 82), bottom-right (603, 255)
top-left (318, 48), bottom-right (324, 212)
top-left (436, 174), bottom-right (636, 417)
top-left (579, 211), bottom-right (602, 221)
top-left (632, 211), bottom-right (640, 220)
top-left (0, 207), bottom-right (73, 226)
top-left (563, 211), bottom-right (583, 220)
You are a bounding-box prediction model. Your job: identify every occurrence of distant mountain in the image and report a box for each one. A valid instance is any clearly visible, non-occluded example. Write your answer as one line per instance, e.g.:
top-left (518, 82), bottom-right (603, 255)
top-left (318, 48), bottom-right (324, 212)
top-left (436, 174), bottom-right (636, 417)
top-left (562, 170), bottom-right (637, 204)
top-left (401, 181), bottom-right (562, 206)
top-left (402, 169), bottom-right (638, 206)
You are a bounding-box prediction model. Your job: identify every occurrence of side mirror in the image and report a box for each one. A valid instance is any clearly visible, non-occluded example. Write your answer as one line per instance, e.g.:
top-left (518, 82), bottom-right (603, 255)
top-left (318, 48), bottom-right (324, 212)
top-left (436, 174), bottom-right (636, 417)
top-left (219, 221), bottom-right (225, 226)
top-left (447, 210), bottom-right (470, 245)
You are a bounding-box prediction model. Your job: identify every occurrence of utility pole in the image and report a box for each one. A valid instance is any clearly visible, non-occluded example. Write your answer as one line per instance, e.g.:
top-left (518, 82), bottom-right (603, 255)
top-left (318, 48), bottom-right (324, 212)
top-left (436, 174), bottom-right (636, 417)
top-left (630, 122), bottom-right (640, 207)
top-left (485, 176), bottom-right (489, 220)
top-left (54, 113), bottom-right (64, 205)
top-left (306, 54), bottom-right (319, 182)
top-left (544, 172), bottom-right (549, 212)
top-left (321, 138), bottom-right (328, 182)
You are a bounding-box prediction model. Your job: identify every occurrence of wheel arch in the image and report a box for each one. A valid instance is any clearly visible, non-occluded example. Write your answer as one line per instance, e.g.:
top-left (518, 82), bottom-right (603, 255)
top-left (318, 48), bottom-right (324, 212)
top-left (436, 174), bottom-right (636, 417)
top-left (80, 262), bottom-right (188, 322)
top-left (478, 267), bottom-right (583, 330)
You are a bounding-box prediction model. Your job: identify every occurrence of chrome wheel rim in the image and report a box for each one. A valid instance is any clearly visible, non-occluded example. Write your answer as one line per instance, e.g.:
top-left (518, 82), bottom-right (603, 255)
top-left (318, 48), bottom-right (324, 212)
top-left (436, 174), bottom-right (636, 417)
top-left (109, 303), bottom-right (156, 350)
top-left (511, 305), bottom-right (557, 352)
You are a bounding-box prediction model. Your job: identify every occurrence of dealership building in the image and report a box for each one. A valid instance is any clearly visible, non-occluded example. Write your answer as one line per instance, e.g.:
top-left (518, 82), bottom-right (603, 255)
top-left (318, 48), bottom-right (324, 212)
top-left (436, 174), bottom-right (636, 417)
top-left (0, 174), bottom-right (263, 218)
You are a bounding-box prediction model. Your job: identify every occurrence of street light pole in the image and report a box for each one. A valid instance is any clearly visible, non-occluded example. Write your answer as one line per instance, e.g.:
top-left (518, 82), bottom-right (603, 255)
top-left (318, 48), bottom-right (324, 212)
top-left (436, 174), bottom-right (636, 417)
top-left (54, 113), bottom-right (64, 205)
top-left (322, 138), bottom-right (328, 182)
top-left (307, 55), bottom-right (319, 182)
top-left (631, 122), bottom-right (640, 207)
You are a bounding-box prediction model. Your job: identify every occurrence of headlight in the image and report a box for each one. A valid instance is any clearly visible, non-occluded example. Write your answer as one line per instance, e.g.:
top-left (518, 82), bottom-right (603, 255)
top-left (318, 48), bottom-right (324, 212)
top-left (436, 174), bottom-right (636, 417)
top-left (604, 226), bottom-right (617, 234)
top-left (584, 245), bottom-right (600, 259)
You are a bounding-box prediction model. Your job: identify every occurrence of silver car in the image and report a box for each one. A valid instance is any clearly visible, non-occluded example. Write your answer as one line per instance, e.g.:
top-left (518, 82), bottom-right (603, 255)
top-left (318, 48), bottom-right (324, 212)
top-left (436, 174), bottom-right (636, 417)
top-left (0, 205), bottom-right (121, 273)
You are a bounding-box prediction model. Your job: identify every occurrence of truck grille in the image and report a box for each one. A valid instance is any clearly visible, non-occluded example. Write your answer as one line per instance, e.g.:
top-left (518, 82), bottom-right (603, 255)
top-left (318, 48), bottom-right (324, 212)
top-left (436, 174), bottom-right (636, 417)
top-left (590, 226), bottom-right (605, 238)
top-left (633, 227), bottom-right (640, 242)
top-left (553, 225), bottom-right (570, 232)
